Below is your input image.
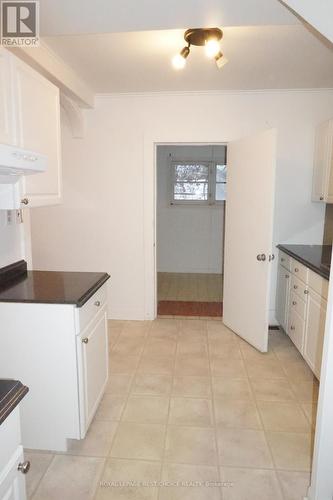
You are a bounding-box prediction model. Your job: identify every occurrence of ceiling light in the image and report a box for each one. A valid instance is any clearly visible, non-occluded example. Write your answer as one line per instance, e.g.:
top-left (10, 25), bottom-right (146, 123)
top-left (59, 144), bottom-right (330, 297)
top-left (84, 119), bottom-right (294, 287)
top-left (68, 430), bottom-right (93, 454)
top-left (172, 28), bottom-right (227, 70)
top-left (172, 46), bottom-right (190, 70)
top-left (205, 38), bottom-right (220, 58)
top-left (215, 51), bottom-right (228, 69)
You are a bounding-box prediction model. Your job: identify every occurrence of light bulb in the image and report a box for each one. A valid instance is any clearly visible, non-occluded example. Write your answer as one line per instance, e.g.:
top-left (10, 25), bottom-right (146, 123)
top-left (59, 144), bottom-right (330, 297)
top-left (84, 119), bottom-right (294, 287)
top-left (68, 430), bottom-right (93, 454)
top-left (172, 46), bottom-right (190, 70)
top-left (172, 53), bottom-right (186, 70)
top-left (215, 51), bottom-right (228, 69)
top-left (205, 38), bottom-right (220, 58)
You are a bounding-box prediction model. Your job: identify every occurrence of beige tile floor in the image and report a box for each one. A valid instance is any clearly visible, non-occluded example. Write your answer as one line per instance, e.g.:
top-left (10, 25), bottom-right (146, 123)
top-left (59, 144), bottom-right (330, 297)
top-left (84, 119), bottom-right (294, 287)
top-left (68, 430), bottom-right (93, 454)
top-left (158, 273), bottom-right (223, 302)
top-left (27, 319), bottom-right (318, 500)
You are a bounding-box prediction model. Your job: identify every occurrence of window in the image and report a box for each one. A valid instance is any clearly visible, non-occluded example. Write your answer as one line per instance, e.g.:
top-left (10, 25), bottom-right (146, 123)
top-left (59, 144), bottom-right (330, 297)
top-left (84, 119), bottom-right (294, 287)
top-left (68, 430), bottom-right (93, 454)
top-left (170, 161), bottom-right (227, 205)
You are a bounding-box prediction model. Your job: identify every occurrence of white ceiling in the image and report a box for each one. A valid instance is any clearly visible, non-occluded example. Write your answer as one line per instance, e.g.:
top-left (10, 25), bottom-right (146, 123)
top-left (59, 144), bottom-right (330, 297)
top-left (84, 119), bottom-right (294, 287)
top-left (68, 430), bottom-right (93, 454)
top-left (39, 0), bottom-right (299, 36)
top-left (44, 25), bottom-right (333, 93)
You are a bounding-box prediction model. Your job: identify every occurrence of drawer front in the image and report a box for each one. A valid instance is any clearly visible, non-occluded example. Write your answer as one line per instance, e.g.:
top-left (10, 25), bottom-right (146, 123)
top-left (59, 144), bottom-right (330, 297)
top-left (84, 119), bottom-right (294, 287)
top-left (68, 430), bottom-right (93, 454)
top-left (288, 309), bottom-right (305, 352)
top-left (308, 269), bottom-right (329, 300)
top-left (291, 259), bottom-right (308, 283)
top-left (290, 291), bottom-right (306, 320)
top-left (291, 274), bottom-right (308, 301)
top-left (279, 251), bottom-right (291, 271)
top-left (77, 284), bottom-right (107, 333)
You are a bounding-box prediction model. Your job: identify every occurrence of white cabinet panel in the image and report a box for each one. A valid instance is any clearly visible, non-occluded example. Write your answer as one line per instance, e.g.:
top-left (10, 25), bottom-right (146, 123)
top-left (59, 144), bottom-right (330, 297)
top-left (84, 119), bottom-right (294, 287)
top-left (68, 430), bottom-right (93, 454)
top-left (288, 308), bottom-right (305, 353)
top-left (304, 289), bottom-right (327, 379)
top-left (312, 119), bottom-right (333, 203)
top-left (0, 49), bottom-right (16, 146)
top-left (276, 265), bottom-right (290, 331)
top-left (0, 447), bottom-right (27, 500)
top-left (14, 57), bottom-right (62, 207)
top-left (77, 309), bottom-right (108, 436)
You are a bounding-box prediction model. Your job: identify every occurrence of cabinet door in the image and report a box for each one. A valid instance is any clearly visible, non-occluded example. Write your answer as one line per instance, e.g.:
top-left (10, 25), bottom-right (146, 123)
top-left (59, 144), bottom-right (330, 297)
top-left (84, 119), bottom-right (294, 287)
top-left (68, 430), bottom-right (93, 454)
top-left (0, 49), bottom-right (16, 146)
top-left (0, 447), bottom-right (27, 500)
top-left (276, 265), bottom-right (290, 331)
top-left (312, 120), bottom-right (333, 203)
top-left (288, 309), bottom-right (305, 353)
top-left (304, 289), bottom-right (327, 379)
top-left (77, 309), bottom-right (108, 436)
top-left (14, 57), bottom-right (62, 207)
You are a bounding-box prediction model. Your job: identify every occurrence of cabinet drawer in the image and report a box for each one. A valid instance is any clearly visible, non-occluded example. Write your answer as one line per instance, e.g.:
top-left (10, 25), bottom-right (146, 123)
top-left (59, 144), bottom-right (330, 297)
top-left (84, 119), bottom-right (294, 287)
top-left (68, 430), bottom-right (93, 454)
top-left (77, 284), bottom-right (107, 333)
top-left (288, 309), bottom-right (305, 353)
top-left (279, 251), bottom-right (291, 271)
top-left (290, 291), bottom-right (306, 320)
top-left (291, 259), bottom-right (308, 282)
top-left (308, 269), bottom-right (329, 300)
top-left (291, 274), bottom-right (308, 300)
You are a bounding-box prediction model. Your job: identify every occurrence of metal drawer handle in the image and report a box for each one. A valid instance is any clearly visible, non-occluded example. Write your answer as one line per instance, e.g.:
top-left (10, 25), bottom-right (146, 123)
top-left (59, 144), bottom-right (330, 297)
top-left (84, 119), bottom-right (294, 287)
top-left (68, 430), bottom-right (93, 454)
top-left (295, 268), bottom-right (299, 273)
top-left (304, 290), bottom-right (309, 295)
top-left (285, 275), bottom-right (289, 279)
top-left (18, 461), bottom-right (30, 474)
top-left (281, 258), bottom-right (285, 262)
top-left (320, 196), bottom-right (324, 201)
top-left (290, 326), bottom-right (295, 331)
top-left (94, 300), bottom-right (101, 307)
top-left (294, 285), bottom-right (298, 289)
top-left (292, 301), bottom-right (297, 305)
top-left (82, 338), bottom-right (89, 344)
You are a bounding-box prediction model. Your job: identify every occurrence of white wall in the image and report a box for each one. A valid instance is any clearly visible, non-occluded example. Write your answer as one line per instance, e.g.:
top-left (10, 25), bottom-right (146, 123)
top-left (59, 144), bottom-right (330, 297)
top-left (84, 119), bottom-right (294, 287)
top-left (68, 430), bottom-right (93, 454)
top-left (0, 211), bottom-right (24, 268)
top-left (29, 90), bottom-right (333, 320)
top-left (157, 145), bottom-right (224, 274)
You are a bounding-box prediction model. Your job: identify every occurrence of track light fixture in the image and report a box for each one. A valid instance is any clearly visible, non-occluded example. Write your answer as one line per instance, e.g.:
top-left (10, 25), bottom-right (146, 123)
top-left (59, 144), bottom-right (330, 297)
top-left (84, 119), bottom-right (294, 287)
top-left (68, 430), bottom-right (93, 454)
top-left (172, 28), bottom-right (228, 70)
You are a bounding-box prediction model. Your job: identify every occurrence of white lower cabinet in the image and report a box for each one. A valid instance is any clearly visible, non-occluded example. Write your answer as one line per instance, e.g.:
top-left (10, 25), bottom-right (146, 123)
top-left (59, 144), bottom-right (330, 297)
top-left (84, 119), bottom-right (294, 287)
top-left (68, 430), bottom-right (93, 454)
top-left (0, 284), bottom-right (109, 452)
top-left (0, 408), bottom-right (28, 500)
top-left (77, 309), bottom-right (108, 437)
top-left (304, 289), bottom-right (327, 379)
top-left (288, 308), bottom-right (305, 353)
top-left (276, 264), bottom-right (290, 331)
top-left (276, 251), bottom-right (328, 379)
top-left (0, 448), bottom-right (26, 500)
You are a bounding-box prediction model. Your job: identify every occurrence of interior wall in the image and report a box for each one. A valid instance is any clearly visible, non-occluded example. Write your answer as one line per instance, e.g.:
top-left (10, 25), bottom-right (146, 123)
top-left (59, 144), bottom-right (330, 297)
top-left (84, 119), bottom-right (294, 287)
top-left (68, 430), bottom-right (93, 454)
top-left (157, 145), bottom-right (225, 274)
top-left (0, 211), bottom-right (24, 268)
top-left (29, 90), bottom-right (333, 320)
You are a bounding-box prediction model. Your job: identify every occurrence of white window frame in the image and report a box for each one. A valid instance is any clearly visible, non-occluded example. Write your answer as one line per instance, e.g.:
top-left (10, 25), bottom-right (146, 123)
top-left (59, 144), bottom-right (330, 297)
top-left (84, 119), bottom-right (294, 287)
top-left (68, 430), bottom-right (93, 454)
top-left (170, 160), bottom-right (226, 206)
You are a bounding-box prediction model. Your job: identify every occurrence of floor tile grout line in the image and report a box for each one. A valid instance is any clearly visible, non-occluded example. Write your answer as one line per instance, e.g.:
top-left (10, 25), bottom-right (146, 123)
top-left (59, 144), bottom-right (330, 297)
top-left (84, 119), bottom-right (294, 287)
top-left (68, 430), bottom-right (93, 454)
top-left (27, 453), bottom-right (57, 499)
top-left (238, 337), bottom-right (287, 500)
top-left (205, 320), bottom-right (225, 500)
top-left (157, 320), bottom-right (180, 500)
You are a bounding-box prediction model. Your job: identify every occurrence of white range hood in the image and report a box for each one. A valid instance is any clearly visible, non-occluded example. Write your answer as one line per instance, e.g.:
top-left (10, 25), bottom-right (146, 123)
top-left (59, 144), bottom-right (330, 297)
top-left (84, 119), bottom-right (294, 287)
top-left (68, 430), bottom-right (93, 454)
top-left (0, 144), bottom-right (47, 183)
top-left (0, 144), bottom-right (47, 210)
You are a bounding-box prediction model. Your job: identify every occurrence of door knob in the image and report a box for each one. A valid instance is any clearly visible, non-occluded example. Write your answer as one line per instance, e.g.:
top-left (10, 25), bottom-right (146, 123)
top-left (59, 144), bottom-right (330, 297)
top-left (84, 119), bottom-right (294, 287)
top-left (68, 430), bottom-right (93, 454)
top-left (82, 338), bottom-right (89, 344)
top-left (17, 461), bottom-right (30, 474)
top-left (21, 198), bottom-right (29, 205)
top-left (257, 254), bottom-right (266, 261)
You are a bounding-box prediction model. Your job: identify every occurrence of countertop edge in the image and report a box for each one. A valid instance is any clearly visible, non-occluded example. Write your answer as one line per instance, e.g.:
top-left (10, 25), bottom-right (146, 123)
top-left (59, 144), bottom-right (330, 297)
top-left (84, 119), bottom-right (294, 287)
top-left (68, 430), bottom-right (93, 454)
top-left (0, 273), bottom-right (111, 307)
top-left (277, 245), bottom-right (330, 280)
top-left (0, 381), bottom-right (29, 426)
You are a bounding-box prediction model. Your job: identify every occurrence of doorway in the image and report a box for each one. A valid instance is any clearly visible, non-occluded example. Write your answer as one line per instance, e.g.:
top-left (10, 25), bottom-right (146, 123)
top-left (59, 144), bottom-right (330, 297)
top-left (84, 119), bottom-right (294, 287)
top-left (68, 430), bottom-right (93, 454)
top-left (156, 144), bottom-right (227, 318)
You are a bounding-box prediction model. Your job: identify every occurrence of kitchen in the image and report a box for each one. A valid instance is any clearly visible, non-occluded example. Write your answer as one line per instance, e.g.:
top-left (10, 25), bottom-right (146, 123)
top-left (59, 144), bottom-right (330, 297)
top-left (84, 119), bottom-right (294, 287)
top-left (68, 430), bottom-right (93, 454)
top-left (1, 1), bottom-right (333, 500)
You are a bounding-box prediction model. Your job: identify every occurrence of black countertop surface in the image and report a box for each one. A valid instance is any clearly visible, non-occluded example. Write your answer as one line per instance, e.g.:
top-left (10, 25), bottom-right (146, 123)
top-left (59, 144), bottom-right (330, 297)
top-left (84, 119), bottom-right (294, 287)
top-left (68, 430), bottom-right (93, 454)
top-left (0, 261), bottom-right (110, 307)
top-left (0, 379), bottom-right (29, 425)
top-left (277, 244), bottom-right (331, 280)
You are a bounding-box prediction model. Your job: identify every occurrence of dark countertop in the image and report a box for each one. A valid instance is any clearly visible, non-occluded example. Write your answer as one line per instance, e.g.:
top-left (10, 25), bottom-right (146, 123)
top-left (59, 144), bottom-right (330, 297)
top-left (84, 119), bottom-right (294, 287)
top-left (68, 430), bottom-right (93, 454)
top-left (277, 244), bottom-right (331, 280)
top-left (0, 261), bottom-right (110, 307)
top-left (0, 379), bottom-right (29, 425)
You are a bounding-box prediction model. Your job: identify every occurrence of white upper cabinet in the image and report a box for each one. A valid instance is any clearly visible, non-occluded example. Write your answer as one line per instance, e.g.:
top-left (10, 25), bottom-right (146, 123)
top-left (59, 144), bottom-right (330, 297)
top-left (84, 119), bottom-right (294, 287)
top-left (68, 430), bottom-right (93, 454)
top-left (312, 119), bottom-right (333, 203)
top-left (0, 48), bottom-right (62, 208)
top-left (14, 58), bottom-right (62, 207)
top-left (0, 49), bottom-right (16, 146)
